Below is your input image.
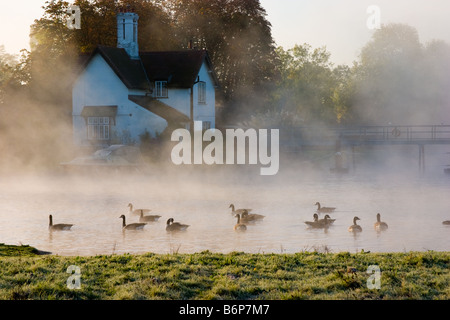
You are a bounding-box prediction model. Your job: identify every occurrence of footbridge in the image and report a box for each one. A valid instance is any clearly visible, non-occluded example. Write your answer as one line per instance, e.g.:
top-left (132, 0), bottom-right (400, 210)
top-left (280, 125), bottom-right (450, 172)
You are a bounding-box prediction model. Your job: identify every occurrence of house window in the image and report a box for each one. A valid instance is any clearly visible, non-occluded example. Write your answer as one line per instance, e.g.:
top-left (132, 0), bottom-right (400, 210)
top-left (87, 117), bottom-right (110, 140)
top-left (198, 81), bottom-right (206, 104)
top-left (202, 121), bottom-right (211, 130)
top-left (155, 81), bottom-right (168, 98)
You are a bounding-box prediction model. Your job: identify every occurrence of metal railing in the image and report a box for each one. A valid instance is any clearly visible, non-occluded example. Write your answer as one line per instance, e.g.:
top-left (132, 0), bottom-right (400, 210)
top-left (280, 125), bottom-right (450, 147)
top-left (336, 125), bottom-right (450, 144)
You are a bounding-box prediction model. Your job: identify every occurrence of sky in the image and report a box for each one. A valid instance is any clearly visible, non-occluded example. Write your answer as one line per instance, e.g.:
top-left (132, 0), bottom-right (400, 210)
top-left (260, 0), bottom-right (450, 65)
top-left (1, 0), bottom-right (450, 65)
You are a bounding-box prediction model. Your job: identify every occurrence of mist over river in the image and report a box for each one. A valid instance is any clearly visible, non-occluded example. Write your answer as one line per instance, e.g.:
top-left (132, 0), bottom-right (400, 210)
top-left (0, 149), bottom-right (449, 256)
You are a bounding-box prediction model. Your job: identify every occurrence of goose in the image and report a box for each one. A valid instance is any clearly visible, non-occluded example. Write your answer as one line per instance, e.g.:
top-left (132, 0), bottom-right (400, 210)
top-left (315, 202), bottom-right (336, 213)
top-left (48, 214), bottom-right (73, 231)
top-left (233, 213), bottom-right (247, 231)
top-left (442, 220), bottom-right (450, 225)
top-left (119, 214), bottom-right (146, 230)
top-left (166, 218), bottom-right (189, 232)
top-left (319, 214), bottom-right (335, 226)
top-left (348, 216), bottom-right (362, 233)
top-left (374, 213), bottom-right (388, 231)
top-left (128, 203), bottom-right (151, 215)
top-left (240, 209), bottom-right (265, 223)
top-left (305, 213), bottom-right (326, 228)
top-left (139, 210), bottom-right (161, 223)
top-left (229, 204), bottom-right (252, 215)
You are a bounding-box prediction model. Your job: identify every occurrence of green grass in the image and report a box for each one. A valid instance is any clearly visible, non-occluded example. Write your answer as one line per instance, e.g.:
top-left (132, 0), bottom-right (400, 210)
top-left (0, 244), bottom-right (448, 300)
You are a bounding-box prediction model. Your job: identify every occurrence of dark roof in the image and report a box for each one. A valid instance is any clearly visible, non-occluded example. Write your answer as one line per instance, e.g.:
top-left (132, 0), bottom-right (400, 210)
top-left (80, 105), bottom-right (118, 118)
top-left (140, 50), bottom-right (214, 88)
top-left (84, 46), bottom-right (219, 90)
top-left (96, 46), bottom-right (149, 90)
top-left (128, 95), bottom-right (189, 125)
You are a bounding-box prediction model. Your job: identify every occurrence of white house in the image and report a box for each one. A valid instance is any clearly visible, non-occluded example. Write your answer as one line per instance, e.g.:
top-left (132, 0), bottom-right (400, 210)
top-left (72, 8), bottom-right (219, 148)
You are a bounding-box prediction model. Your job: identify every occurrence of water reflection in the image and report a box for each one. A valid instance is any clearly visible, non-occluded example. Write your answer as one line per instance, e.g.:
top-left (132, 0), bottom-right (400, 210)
top-left (0, 170), bottom-right (449, 256)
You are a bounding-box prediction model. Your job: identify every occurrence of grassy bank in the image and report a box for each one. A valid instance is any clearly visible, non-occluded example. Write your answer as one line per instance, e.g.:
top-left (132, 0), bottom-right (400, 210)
top-left (0, 244), bottom-right (448, 300)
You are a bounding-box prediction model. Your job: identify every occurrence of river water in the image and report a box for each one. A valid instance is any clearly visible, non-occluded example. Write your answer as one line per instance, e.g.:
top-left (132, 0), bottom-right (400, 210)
top-left (0, 154), bottom-right (449, 256)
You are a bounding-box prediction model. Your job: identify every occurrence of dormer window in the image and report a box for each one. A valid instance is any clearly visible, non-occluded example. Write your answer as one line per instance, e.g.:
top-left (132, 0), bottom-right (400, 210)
top-left (155, 81), bottom-right (168, 98)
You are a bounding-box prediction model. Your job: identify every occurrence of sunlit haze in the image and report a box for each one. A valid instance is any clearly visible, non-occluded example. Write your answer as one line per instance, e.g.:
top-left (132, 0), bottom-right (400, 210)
top-left (3, 1), bottom-right (450, 66)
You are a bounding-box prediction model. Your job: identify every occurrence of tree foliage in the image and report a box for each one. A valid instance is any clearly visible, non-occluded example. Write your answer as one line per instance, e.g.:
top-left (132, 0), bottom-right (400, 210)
top-left (0, 46), bottom-right (18, 104)
top-left (271, 44), bottom-right (347, 126)
top-left (351, 23), bottom-right (450, 124)
top-left (167, 0), bottom-right (278, 93)
top-left (259, 23), bottom-right (450, 128)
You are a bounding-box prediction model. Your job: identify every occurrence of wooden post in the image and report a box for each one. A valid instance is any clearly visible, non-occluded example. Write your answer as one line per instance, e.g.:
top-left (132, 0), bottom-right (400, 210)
top-left (352, 145), bottom-right (356, 171)
top-left (419, 144), bottom-right (425, 173)
top-left (190, 76), bottom-right (200, 163)
top-left (190, 85), bottom-right (194, 161)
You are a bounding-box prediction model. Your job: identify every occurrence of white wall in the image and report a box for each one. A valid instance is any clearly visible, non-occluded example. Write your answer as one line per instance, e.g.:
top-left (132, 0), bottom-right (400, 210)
top-left (193, 61), bottom-right (216, 128)
top-left (157, 60), bottom-right (216, 128)
top-left (72, 54), bottom-right (167, 147)
top-left (160, 87), bottom-right (190, 118)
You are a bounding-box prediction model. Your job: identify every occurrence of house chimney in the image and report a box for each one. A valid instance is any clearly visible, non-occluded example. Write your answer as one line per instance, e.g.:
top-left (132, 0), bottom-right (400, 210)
top-left (117, 6), bottom-right (139, 59)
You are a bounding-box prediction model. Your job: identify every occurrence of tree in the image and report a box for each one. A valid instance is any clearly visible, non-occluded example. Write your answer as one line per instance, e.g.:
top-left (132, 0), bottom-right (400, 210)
top-left (271, 44), bottom-right (347, 126)
top-left (330, 64), bottom-right (357, 125)
top-left (353, 23), bottom-right (429, 124)
top-left (0, 45), bottom-right (18, 104)
top-left (70, 0), bottom-right (178, 53)
top-left (420, 40), bottom-right (450, 123)
top-left (31, 0), bottom-right (177, 55)
top-left (0, 1), bottom-right (82, 171)
top-left (166, 0), bottom-right (280, 121)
